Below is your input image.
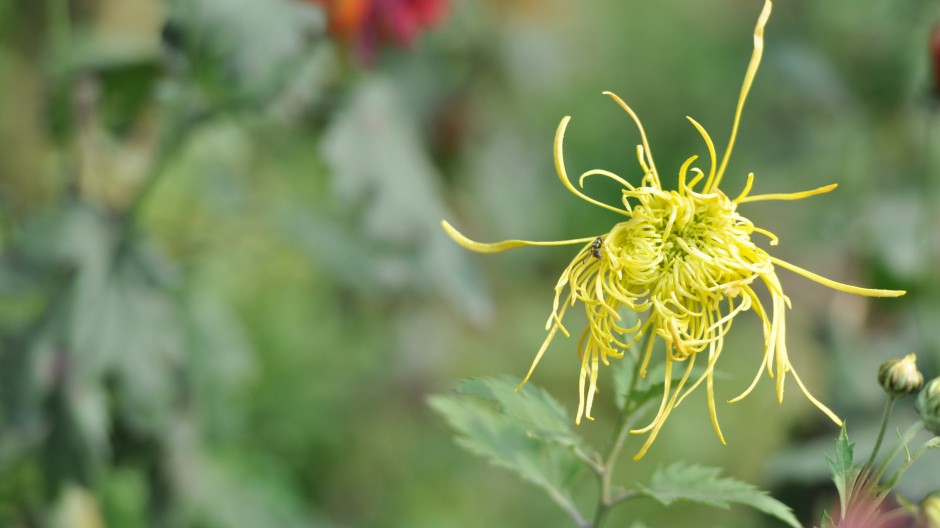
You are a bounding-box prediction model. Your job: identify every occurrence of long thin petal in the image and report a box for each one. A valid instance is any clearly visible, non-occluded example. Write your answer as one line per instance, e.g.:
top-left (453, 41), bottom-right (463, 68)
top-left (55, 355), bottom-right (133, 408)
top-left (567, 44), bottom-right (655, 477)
top-left (441, 220), bottom-right (595, 254)
top-left (790, 366), bottom-right (843, 425)
top-left (738, 183), bottom-right (838, 203)
top-left (711, 0), bottom-right (772, 191)
top-left (771, 256), bottom-right (906, 298)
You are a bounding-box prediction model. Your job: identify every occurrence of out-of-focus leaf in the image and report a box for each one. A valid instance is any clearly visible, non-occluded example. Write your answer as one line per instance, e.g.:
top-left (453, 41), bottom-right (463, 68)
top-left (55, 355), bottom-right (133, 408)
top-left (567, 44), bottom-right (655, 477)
top-left (826, 426), bottom-right (858, 518)
top-left (70, 237), bottom-right (184, 436)
top-left (164, 0), bottom-right (323, 104)
top-left (182, 286), bottom-right (255, 439)
top-left (167, 423), bottom-right (332, 528)
top-left (429, 377), bottom-right (583, 517)
top-left (637, 462), bottom-right (800, 528)
top-left (99, 468), bottom-right (148, 528)
top-left (319, 77), bottom-right (491, 323)
top-left (1, 203), bottom-right (184, 450)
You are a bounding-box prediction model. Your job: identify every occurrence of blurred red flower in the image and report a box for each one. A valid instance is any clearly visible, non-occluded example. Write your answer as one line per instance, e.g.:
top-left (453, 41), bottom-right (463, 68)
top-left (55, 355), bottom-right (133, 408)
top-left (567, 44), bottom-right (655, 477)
top-left (931, 24), bottom-right (940, 97)
top-left (312, 0), bottom-right (448, 63)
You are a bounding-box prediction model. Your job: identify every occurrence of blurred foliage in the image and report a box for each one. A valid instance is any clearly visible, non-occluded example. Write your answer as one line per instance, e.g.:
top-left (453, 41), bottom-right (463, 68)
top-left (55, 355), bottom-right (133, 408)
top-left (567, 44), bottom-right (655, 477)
top-left (0, 0), bottom-right (939, 527)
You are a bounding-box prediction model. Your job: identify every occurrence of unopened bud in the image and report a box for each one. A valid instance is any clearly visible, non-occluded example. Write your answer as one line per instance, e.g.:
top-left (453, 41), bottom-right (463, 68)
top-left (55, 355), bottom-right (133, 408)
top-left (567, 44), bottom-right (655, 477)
top-left (922, 492), bottom-right (940, 528)
top-left (916, 377), bottom-right (940, 436)
top-left (878, 354), bottom-right (923, 397)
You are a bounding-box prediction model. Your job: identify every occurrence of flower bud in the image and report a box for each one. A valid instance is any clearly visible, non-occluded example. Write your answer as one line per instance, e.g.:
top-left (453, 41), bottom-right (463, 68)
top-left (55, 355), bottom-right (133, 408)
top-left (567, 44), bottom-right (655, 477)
top-left (922, 492), bottom-right (940, 528)
top-left (877, 354), bottom-right (923, 397)
top-left (916, 377), bottom-right (940, 436)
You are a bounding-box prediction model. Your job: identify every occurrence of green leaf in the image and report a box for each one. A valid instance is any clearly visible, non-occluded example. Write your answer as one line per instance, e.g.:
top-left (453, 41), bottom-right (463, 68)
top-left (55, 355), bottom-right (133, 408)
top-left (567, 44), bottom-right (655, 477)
top-left (825, 426), bottom-right (858, 517)
top-left (455, 376), bottom-right (585, 450)
top-left (429, 377), bottom-right (585, 518)
top-left (165, 0), bottom-right (323, 104)
top-left (167, 431), bottom-right (333, 528)
top-left (637, 462), bottom-right (801, 528)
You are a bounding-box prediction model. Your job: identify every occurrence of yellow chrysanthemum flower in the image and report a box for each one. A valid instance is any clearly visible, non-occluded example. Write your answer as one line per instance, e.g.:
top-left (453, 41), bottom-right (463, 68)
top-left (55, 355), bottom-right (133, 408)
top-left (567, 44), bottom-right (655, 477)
top-left (442, 0), bottom-right (905, 459)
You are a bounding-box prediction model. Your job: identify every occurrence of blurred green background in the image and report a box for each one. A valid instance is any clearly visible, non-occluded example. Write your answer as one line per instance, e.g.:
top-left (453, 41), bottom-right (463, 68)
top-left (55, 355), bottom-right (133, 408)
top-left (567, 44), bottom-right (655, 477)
top-left (1, 0), bottom-right (939, 526)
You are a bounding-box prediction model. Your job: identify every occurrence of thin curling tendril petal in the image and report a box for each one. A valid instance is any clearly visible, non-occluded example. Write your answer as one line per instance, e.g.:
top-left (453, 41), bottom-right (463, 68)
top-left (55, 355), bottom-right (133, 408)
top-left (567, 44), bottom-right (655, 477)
top-left (441, 220), bottom-right (595, 253)
top-left (555, 117), bottom-right (631, 216)
top-left (710, 0), bottom-right (772, 192)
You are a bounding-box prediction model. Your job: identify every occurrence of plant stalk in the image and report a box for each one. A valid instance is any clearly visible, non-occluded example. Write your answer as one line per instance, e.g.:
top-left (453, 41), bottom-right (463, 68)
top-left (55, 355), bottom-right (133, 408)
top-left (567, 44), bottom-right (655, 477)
top-left (865, 395), bottom-right (897, 469)
top-left (590, 330), bottom-right (652, 527)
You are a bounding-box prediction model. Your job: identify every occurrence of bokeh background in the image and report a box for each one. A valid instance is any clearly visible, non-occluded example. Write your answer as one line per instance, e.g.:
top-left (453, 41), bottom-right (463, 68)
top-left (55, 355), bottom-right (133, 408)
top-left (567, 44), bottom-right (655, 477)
top-left (1, 0), bottom-right (939, 526)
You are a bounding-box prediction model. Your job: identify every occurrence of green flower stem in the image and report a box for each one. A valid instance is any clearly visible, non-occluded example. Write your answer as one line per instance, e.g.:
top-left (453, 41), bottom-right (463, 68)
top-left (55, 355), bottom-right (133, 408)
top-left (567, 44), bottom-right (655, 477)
top-left (592, 421), bottom-right (628, 526)
top-left (865, 395), bottom-right (897, 469)
top-left (608, 489), bottom-right (639, 506)
top-left (872, 421), bottom-right (924, 484)
top-left (572, 447), bottom-right (604, 475)
top-left (590, 331), bottom-right (653, 528)
top-left (879, 436), bottom-right (940, 496)
top-left (849, 426), bottom-right (936, 528)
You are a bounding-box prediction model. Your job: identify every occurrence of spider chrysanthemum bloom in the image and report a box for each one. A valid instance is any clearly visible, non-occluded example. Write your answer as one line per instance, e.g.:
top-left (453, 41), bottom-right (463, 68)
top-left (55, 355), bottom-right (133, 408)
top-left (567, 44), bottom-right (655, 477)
top-left (442, 0), bottom-right (905, 459)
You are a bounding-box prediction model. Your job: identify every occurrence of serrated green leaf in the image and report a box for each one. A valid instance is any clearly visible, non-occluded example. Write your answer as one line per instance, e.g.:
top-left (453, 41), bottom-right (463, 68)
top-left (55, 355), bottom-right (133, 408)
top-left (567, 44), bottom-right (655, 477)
top-left (455, 376), bottom-right (584, 450)
top-left (825, 426), bottom-right (857, 516)
top-left (429, 377), bottom-right (586, 519)
top-left (637, 462), bottom-right (801, 528)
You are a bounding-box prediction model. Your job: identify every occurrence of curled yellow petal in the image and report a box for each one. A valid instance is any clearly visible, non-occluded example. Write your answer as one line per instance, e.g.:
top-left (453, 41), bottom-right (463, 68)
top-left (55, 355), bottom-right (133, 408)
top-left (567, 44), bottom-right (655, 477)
top-left (602, 91), bottom-right (661, 187)
top-left (732, 172), bottom-right (755, 203)
top-left (555, 117), bottom-right (631, 216)
top-left (685, 116), bottom-right (717, 191)
top-left (441, 220), bottom-right (595, 254)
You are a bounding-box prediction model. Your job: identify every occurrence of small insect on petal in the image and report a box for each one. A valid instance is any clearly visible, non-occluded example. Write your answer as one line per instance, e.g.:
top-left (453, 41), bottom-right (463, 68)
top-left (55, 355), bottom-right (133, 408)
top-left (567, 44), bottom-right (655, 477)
top-left (591, 237), bottom-right (604, 259)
